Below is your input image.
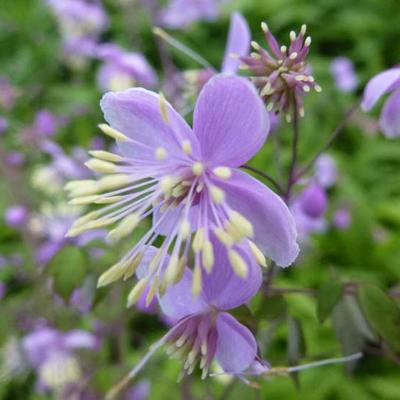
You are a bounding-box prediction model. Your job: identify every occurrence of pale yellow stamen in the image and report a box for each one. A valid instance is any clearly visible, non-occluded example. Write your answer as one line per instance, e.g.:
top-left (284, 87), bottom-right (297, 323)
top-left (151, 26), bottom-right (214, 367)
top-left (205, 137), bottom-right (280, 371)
top-left (148, 249), bottom-right (163, 274)
top-left (66, 217), bottom-right (116, 237)
top-left (165, 255), bottom-right (180, 283)
top-left (98, 123), bottom-right (129, 142)
top-left (304, 36), bottom-right (311, 47)
top-left (107, 213), bottom-right (140, 242)
top-left (230, 211), bottom-right (254, 238)
top-left (127, 278), bottom-right (148, 307)
top-left (88, 150), bottom-right (123, 163)
top-left (192, 264), bottom-right (202, 296)
top-left (192, 228), bottom-right (205, 253)
top-left (192, 162), bottom-right (203, 176)
top-left (290, 31), bottom-right (296, 41)
top-left (94, 196), bottom-right (122, 204)
top-left (182, 140), bottom-right (192, 155)
top-left (248, 240), bottom-right (267, 267)
top-left (159, 92), bottom-right (170, 124)
top-left (98, 174), bottom-right (131, 190)
top-left (280, 45), bottom-right (287, 54)
top-left (209, 185), bottom-right (225, 204)
top-left (123, 253), bottom-right (144, 280)
top-left (214, 227), bottom-right (234, 247)
top-left (85, 159), bottom-right (116, 174)
top-left (69, 195), bottom-right (99, 205)
top-left (97, 262), bottom-right (126, 287)
top-left (212, 166), bottom-right (231, 179)
top-left (160, 176), bottom-right (176, 193)
top-left (179, 219), bottom-right (191, 240)
top-left (251, 41), bottom-right (260, 51)
top-left (301, 24), bottom-right (307, 35)
top-left (228, 250), bottom-right (248, 278)
top-left (155, 147), bottom-right (168, 160)
top-left (145, 276), bottom-right (159, 306)
top-left (261, 22), bottom-right (268, 32)
top-left (202, 240), bottom-right (214, 273)
top-left (289, 52), bottom-right (298, 60)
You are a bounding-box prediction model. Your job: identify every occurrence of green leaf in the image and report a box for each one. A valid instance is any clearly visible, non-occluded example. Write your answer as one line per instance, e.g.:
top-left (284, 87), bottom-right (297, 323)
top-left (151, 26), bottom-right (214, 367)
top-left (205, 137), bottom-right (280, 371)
top-left (357, 284), bottom-right (400, 352)
top-left (48, 246), bottom-right (87, 300)
top-left (258, 295), bottom-right (288, 321)
top-left (316, 279), bottom-right (344, 323)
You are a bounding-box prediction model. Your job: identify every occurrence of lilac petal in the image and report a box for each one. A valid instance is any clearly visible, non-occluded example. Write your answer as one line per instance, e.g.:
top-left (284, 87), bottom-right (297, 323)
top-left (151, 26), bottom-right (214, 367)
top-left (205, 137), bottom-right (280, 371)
top-left (219, 170), bottom-right (299, 267)
top-left (63, 330), bottom-right (98, 349)
top-left (362, 68), bottom-right (400, 111)
top-left (158, 269), bottom-right (207, 319)
top-left (100, 89), bottom-right (200, 159)
top-left (215, 312), bottom-right (257, 373)
top-left (221, 12), bottom-right (250, 74)
top-left (379, 90), bottom-right (400, 138)
top-left (202, 238), bottom-right (262, 310)
top-left (193, 74), bottom-right (269, 167)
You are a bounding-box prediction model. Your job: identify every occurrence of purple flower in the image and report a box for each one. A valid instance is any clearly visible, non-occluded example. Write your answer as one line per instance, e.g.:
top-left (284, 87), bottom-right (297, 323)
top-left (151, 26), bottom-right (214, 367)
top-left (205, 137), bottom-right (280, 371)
top-left (0, 282), bottom-right (6, 300)
top-left (4, 204), bottom-right (29, 228)
top-left (333, 207), bottom-right (351, 230)
top-left (0, 76), bottom-right (17, 110)
top-left (6, 151), bottom-right (25, 167)
top-left (314, 154), bottom-right (337, 188)
top-left (291, 184), bottom-right (327, 240)
top-left (184, 12), bottom-right (250, 95)
top-left (132, 239), bottom-right (266, 379)
top-left (362, 67), bottom-right (400, 138)
top-left (96, 44), bottom-right (157, 91)
top-left (161, 0), bottom-right (220, 29)
top-left (124, 380), bottom-right (151, 400)
top-left (70, 286), bottom-right (94, 314)
top-left (330, 57), bottom-right (358, 92)
top-left (22, 326), bottom-right (98, 390)
top-left (241, 23), bottom-right (321, 119)
top-left (0, 117), bottom-right (8, 134)
top-left (67, 74), bottom-right (299, 296)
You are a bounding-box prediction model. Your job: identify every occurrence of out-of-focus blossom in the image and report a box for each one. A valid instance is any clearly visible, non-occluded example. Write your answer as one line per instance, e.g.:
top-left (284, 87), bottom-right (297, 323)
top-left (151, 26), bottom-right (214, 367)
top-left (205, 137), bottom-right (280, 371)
top-left (4, 204), bottom-right (29, 228)
top-left (362, 66), bottom-right (400, 138)
top-left (331, 57), bottom-right (358, 92)
top-left (241, 23), bottom-right (321, 120)
top-left (67, 74), bottom-right (299, 299)
top-left (183, 12), bottom-right (250, 97)
top-left (291, 184), bottom-right (327, 240)
top-left (124, 380), bottom-right (151, 400)
top-left (0, 117), bottom-right (8, 134)
top-left (314, 154), bottom-right (338, 188)
top-left (22, 326), bottom-right (98, 391)
top-left (69, 285), bottom-right (94, 314)
top-left (128, 239), bottom-right (268, 381)
top-left (161, 0), bottom-right (220, 29)
top-left (0, 282), bottom-right (6, 300)
top-left (333, 207), bottom-right (352, 230)
top-left (96, 44), bottom-right (157, 91)
top-left (6, 151), bottom-right (25, 167)
top-left (0, 77), bottom-right (17, 110)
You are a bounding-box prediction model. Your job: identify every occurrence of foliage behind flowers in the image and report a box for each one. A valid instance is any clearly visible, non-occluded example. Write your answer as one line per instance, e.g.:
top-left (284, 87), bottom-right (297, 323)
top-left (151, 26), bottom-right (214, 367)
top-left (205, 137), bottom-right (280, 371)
top-left (1, 0), bottom-right (400, 399)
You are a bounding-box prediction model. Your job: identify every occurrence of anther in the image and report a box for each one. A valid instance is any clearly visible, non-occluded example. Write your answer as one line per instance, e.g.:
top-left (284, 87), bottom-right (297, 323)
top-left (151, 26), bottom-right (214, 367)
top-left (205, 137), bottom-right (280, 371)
top-left (261, 22), bottom-right (269, 32)
top-left (304, 36), bottom-right (311, 47)
top-left (209, 185), bottom-right (225, 204)
top-left (85, 159), bottom-right (117, 174)
top-left (192, 162), bottom-right (203, 176)
top-left (182, 140), bottom-right (192, 155)
top-left (88, 150), bottom-right (123, 163)
top-left (228, 250), bottom-right (248, 278)
top-left (127, 278), bottom-right (148, 307)
top-left (98, 123), bottom-right (129, 142)
top-left (155, 147), bottom-right (168, 160)
top-left (159, 92), bottom-right (170, 124)
top-left (212, 166), bottom-right (232, 179)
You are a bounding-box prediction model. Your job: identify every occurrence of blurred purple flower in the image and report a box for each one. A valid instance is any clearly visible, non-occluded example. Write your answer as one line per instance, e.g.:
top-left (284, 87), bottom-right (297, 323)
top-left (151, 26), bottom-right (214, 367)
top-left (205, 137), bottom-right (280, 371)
top-left (333, 207), bottom-right (352, 230)
top-left (124, 380), bottom-right (151, 400)
top-left (70, 286), bottom-right (94, 314)
top-left (331, 57), bottom-right (358, 92)
top-left (362, 67), bottom-right (400, 138)
top-left (33, 110), bottom-right (59, 137)
top-left (291, 184), bottom-right (327, 240)
top-left (314, 154), bottom-right (338, 188)
top-left (241, 24), bottom-right (321, 119)
top-left (69, 74), bottom-right (298, 299)
top-left (4, 204), bottom-right (29, 228)
top-left (131, 239), bottom-right (266, 380)
top-left (0, 77), bottom-right (17, 110)
top-left (0, 117), bottom-right (8, 134)
top-left (161, 0), bottom-right (220, 29)
top-left (22, 326), bottom-right (98, 390)
top-left (0, 282), bottom-right (6, 300)
top-left (6, 151), bottom-right (25, 167)
top-left (96, 44), bottom-right (157, 91)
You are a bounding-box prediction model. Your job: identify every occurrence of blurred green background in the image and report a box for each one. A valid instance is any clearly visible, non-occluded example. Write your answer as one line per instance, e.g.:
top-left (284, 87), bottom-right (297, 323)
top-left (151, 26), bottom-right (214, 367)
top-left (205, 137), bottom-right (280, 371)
top-left (0, 0), bottom-right (400, 399)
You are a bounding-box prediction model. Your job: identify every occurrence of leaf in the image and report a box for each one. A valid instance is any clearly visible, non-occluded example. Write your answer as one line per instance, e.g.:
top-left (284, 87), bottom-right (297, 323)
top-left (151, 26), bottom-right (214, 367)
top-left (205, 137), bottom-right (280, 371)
top-left (357, 284), bottom-right (400, 352)
top-left (316, 279), bottom-right (344, 323)
top-left (287, 316), bottom-right (307, 389)
top-left (332, 296), bottom-right (375, 367)
top-left (258, 295), bottom-right (288, 321)
top-left (48, 246), bottom-right (87, 300)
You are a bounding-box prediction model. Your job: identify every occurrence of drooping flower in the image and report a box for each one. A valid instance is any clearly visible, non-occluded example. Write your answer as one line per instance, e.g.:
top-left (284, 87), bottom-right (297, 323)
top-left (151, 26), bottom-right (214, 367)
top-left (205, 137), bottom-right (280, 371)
top-left (66, 74), bottom-right (299, 296)
top-left (241, 23), bottom-right (321, 119)
top-left (96, 44), bottom-right (157, 92)
top-left (119, 239), bottom-right (268, 383)
top-left (22, 326), bottom-right (98, 391)
top-left (160, 0), bottom-right (221, 29)
top-left (330, 57), bottom-right (358, 93)
top-left (361, 66), bottom-right (400, 138)
top-left (124, 380), bottom-right (151, 400)
top-left (314, 154), bottom-right (338, 188)
top-left (4, 204), bottom-right (29, 228)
